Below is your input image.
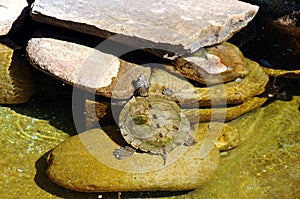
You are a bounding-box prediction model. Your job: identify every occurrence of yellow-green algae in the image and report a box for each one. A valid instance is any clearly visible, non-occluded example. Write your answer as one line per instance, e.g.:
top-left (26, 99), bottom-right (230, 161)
top-left (156, 96), bottom-right (300, 199)
top-left (0, 43), bottom-right (35, 104)
top-left (0, 106), bottom-right (69, 198)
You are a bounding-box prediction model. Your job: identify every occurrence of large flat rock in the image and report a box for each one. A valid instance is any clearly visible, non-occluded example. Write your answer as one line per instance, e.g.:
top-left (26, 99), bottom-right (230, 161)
top-left (0, 0), bottom-right (28, 35)
top-left (46, 126), bottom-right (220, 192)
top-left (30, 0), bottom-right (259, 54)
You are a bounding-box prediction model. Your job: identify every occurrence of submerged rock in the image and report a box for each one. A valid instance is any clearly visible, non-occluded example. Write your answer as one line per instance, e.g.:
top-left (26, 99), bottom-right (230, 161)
top-left (30, 0), bottom-right (258, 54)
top-left (0, 43), bottom-right (35, 104)
top-left (46, 127), bottom-right (220, 192)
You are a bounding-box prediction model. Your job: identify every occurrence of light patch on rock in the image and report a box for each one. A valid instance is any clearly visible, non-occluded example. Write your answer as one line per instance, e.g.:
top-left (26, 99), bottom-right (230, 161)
top-left (26, 38), bottom-right (120, 92)
top-left (0, 0), bottom-right (28, 35)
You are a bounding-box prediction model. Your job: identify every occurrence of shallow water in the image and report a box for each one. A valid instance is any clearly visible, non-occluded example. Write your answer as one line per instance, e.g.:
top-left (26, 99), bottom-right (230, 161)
top-left (1, 77), bottom-right (299, 199)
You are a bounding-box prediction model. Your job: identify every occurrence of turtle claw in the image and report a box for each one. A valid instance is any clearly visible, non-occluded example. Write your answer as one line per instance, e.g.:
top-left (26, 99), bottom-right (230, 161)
top-left (184, 135), bottom-right (197, 146)
top-left (160, 152), bottom-right (167, 166)
top-left (113, 146), bottom-right (135, 160)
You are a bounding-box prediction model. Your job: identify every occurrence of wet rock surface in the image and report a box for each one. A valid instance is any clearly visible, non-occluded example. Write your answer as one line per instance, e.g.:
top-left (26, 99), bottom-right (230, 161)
top-left (46, 127), bottom-right (220, 192)
top-left (0, 43), bottom-right (35, 104)
top-left (150, 57), bottom-right (269, 107)
top-left (30, 0), bottom-right (258, 54)
top-left (181, 94), bottom-right (300, 198)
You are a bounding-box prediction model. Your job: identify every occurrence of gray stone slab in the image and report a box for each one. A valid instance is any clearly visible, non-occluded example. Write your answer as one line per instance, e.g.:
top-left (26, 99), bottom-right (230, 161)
top-left (0, 0), bottom-right (28, 35)
top-left (31, 0), bottom-right (259, 55)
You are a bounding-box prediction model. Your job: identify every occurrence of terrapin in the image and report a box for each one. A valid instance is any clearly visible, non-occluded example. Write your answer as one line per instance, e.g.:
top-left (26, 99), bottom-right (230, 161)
top-left (113, 75), bottom-right (196, 165)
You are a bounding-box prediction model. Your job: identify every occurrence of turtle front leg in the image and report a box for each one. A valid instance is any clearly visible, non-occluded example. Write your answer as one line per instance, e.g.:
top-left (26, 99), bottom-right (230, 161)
top-left (113, 146), bottom-right (136, 160)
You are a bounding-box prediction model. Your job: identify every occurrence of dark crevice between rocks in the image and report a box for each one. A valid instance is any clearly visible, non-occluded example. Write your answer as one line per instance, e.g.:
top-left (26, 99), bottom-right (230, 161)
top-left (229, 3), bottom-right (300, 70)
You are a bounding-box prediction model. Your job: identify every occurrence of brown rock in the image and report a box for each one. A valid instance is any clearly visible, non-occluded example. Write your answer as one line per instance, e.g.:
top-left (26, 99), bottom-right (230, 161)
top-left (169, 42), bottom-right (249, 84)
top-left (46, 127), bottom-right (220, 192)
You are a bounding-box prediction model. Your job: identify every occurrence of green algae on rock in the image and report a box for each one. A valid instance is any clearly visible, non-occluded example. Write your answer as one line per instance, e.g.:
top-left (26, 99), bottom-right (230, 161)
top-left (173, 96), bottom-right (300, 199)
top-left (0, 106), bottom-right (69, 198)
top-left (184, 96), bottom-right (268, 123)
top-left (150, 58), bottom-right (269, 107)
top-left (46, 127), bottom-right (220, 192)
top-left (262, 67), bottom-right (300, 79)
top-left (0, 43), bottom-right (35, 104)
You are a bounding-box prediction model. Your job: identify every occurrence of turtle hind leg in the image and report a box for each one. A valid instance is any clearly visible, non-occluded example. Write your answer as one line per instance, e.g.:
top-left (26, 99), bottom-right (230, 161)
top-left (184, 135), bottom-right (197, 146)
top-left (113, 146), bottom-right (136, 160)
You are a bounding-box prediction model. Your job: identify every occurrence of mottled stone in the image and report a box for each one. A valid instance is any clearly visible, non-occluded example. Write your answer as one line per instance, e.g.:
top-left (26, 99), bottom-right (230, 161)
top-left (26, 38), bottom-right (151, 99)
top-left (169, 42), bottom-right (250, 84)
top-left (31, 0), bottom-right (258, 54)
top-left (0, 43), bottom-right (35, 104)
top-left (46, 127), bottom-right (220, 192)
top-left (0, 0), bottom-right (28, 35)
top-left (150, 58), bottom-right (269, 107)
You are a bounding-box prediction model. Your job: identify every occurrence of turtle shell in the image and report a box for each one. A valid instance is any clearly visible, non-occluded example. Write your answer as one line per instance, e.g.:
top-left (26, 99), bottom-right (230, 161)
top-left (119, 95), bottom-right (191, 155)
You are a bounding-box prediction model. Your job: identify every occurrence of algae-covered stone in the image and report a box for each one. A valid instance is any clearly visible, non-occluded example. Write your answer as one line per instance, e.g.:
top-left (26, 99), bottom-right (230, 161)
top-left (184, 95), bottom-right (300, 198)
top-left (192, 123), bottom-right (240, 152)
top-left (46, 127), bottom-right (220, 192)
top-left (150, 58), bottom-right (269, 107)
top-left (170, 42), bottom-right (249, 84)
top-left (0, 43), bottom-right (35, 104)
top-left (262, 67), bottom-right (300, 79)
top-left (184, 96), bottom-right (268, 123)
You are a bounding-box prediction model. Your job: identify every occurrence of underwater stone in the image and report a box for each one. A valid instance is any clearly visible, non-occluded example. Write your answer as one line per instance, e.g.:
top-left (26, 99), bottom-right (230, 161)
top-left (30, 0), bottom-right (258, 54)
top-left (26, 38), bottom-right (151, 99)
top-left (46, 127), bottom-right (220, 192)
top-left (0, 43), bottom-right (35, 104)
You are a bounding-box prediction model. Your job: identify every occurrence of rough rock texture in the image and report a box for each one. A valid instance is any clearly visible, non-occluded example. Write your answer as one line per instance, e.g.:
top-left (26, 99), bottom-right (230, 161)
top-left (0, 43), bottom-right (35, 104)
top-left (26, 38), bottom-right (151, 99)
top-left (30, 0), bottom-right (259, 54)
top-left (168, 42), bottom-right (250, 84)
top-left (149, 58), bottom-right (269, 107)
top-left (0, 0), bottom-right (28, 35)
top-left (46, 127), bottom-right (220, 192)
